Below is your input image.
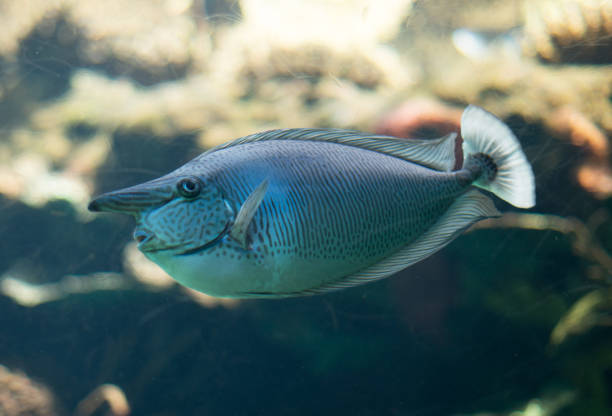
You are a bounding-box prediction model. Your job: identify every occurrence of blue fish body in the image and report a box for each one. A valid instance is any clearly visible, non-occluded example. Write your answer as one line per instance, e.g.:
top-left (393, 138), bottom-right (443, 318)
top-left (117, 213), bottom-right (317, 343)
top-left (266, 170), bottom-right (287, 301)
top-left (168, 140), bottom-right (464, 295)
top-left (89, 106), bottom-right (535, 298)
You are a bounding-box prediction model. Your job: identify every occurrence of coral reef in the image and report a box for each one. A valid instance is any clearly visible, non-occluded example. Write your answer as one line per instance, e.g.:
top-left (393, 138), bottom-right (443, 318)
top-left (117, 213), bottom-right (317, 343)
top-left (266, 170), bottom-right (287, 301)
top-left (375, 98), bottom-right (462, 139)
top-left (0, 365), bottom-right (60, 416)
top-left (75, 384), bottom-right (130, 416)
top-left (523, 0), bottom-right (612, 64)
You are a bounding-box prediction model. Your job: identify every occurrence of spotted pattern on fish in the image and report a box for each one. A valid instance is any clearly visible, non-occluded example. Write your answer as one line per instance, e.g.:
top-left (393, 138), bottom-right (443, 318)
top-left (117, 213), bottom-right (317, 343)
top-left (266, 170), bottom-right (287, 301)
top-left (139, 185), bottom-right (232, 252)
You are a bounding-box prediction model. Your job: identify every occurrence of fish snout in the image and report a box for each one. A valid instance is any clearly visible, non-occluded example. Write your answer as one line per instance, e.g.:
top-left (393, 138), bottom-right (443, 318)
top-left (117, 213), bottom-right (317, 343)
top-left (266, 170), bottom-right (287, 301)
top-left (88, 180), bottom-right (175, 215)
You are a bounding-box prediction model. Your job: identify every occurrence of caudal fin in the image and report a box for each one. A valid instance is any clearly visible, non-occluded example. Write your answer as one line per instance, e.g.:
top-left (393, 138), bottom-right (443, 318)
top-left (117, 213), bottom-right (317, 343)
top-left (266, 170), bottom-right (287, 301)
top-left (461, 105), bottom-right (535, 208)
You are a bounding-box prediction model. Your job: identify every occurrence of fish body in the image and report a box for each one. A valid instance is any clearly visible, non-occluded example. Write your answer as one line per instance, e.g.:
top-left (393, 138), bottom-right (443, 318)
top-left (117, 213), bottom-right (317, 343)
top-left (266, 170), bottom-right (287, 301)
top-left (150, 140), bottom-right (466, 296)
top-left (89, 106), bottom-right (535, 298)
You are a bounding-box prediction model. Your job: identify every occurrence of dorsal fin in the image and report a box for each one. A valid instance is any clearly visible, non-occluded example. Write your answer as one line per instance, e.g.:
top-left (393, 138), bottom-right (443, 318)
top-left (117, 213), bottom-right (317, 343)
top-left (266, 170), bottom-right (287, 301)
top-left (229, 179), bottom-right (269, 249)
top-left (206, 128), bottom-right (459, 172)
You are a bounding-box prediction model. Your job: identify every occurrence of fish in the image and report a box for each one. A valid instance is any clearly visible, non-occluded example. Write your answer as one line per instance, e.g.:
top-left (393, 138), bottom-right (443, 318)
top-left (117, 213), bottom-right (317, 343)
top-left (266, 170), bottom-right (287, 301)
top-left (88, 106), bottom-right (535, 298)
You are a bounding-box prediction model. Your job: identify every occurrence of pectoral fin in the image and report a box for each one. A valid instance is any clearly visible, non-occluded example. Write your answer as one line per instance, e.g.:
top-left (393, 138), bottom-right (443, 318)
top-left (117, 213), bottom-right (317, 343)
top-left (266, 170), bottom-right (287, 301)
top-left (230, 179), bottom-right (269, 249)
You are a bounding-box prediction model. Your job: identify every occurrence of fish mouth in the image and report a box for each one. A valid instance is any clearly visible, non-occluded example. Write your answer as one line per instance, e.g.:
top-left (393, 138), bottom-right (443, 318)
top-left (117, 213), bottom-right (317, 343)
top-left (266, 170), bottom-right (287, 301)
top-left (135, 234), bottom-right (184, 254)
top-left (133, 227), bottom-right (182, 253)
top-left (133, 229), bottom-right (153, 245)
top-left (133, 227), bottom-right (186, 253)
top-left (133, 228), bottom-right (161, 251)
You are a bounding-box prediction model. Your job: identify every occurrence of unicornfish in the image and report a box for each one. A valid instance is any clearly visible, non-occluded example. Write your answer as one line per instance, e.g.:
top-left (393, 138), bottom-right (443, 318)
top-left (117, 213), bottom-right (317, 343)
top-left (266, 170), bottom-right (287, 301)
top-left (89, 106), bottom-right (535, 298)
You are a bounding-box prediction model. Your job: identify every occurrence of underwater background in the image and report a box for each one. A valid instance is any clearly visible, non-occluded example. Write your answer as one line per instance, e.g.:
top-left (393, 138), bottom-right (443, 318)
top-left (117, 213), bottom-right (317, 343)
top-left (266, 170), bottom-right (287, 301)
top-left (1, 0), bottom-right (611, 415)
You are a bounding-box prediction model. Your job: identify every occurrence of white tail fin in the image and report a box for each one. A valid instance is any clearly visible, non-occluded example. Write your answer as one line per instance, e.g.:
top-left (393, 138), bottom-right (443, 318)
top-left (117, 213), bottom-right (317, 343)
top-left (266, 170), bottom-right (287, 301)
top-left (461, 105), bottom-right (535, 208)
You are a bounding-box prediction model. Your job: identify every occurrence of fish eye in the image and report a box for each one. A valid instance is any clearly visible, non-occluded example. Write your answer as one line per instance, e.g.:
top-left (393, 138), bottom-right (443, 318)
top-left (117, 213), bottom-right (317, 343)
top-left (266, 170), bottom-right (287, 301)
top-left (177, 177), bottom-right (202, 199)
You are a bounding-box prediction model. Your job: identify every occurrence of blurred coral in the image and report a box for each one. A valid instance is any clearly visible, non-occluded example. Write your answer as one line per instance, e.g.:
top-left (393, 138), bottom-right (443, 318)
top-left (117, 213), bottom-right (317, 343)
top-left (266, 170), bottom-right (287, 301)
top-left (547, 106), bottom-right (612, 198)
top-left (0, 0), bottom-right (210, 80)
top-left (550, 288), bottom-right (612, 346)
top-left (75, 384), bottom-right (130, 416)
top-left (547, 106), bottom-right (609, 159)
top-left (375, 98), bottom-right (462, 139)
top-left (1, 272), bottom-right (129, 307)
top-left (523, 0), bottom-right (612, 64)
top-left (0, 365), bottom-right (60, 416)
top-left (577, 163), bottom-right (612, 198)
top-left (459, 391), bottom-right (575, 416)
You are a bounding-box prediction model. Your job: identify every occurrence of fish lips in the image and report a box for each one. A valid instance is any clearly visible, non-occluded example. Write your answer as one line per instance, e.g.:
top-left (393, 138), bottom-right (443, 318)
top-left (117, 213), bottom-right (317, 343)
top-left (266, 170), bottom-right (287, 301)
top-left (132, 227), bottom-right (180, 253)
top-left (133, 228), bottom-right (155, 249)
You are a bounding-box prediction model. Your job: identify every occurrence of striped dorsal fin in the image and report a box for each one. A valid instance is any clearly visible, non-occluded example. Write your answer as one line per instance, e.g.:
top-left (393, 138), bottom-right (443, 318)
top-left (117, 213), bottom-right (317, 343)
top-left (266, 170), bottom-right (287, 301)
top-left (205, 128), bottom-right (459, 172)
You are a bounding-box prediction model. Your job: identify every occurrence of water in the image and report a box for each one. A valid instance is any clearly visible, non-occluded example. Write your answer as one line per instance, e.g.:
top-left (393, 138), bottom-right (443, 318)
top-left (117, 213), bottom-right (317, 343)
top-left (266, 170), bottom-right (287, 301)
top-left (1, 0), bottom-right (611, 415)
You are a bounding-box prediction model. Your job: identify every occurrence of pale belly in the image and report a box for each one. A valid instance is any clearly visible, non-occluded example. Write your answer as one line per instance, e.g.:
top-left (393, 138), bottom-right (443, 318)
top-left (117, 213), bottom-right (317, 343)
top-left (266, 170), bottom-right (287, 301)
top-left (144, 237), bottom-right (364, 297)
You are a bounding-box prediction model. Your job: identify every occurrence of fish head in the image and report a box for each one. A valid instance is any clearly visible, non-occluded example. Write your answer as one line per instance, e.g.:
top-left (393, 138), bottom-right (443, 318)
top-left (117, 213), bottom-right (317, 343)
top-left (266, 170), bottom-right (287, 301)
top-left (88, 174), bottom-right (233, 255)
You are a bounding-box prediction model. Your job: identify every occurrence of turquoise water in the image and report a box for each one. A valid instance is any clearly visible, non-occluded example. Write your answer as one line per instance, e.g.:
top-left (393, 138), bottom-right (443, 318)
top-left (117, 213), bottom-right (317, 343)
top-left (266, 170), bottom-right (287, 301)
top-left (1, 1), bottom-right (610, 415)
